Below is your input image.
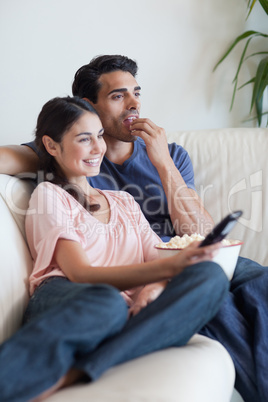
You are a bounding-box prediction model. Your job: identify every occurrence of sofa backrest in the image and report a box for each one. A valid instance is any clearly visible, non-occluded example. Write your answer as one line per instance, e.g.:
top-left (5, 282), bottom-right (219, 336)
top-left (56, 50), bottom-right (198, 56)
top-left (0, 174), bottom-right (34, 343)
top-left (167, 128), bottom-right (268, 266)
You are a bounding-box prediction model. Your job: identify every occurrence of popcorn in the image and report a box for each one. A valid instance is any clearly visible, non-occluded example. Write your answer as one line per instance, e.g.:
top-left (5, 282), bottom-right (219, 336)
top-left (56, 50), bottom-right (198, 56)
top-left (221, 238), bottom-right (242, 246)
top-left (157, 233), bottom-right (241, 249)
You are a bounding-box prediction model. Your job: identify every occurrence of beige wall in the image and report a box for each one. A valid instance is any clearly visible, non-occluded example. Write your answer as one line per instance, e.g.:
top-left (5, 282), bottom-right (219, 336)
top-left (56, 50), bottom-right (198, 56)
top-left (0, 0), bottom-right (267, 145)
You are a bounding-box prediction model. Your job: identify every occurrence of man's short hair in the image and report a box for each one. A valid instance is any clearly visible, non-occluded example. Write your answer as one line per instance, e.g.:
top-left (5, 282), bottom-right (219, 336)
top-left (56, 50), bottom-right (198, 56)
top-left (72, 55), bottom-right (138, 103)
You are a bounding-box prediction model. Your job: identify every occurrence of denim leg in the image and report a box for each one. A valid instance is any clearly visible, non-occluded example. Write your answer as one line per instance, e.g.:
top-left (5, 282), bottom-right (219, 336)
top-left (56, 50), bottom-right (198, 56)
top-left (200, 257), bottom-right (268, 402)
top-left (0, 277), bottom-right (128, 402)
top-left (200, 295), bottom-right (256, 402)
top-left (231, 256), bottom-right (267, 291)
top-left (75, 262), bottom-right (229, 380)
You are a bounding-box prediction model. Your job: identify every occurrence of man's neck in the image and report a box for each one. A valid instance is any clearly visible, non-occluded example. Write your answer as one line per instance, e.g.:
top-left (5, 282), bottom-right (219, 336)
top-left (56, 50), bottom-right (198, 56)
top-left (104, 136), bottom-right (134, 165)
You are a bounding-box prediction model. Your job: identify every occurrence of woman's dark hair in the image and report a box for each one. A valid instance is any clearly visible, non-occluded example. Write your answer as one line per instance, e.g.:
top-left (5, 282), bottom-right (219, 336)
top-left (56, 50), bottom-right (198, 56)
top-left (35, 96), bottom-right (100, 212)
top-left (72, 55), bottom-right (138, 103)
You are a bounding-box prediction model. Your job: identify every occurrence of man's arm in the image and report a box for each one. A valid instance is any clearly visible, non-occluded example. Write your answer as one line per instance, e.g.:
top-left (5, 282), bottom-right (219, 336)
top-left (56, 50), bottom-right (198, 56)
top-left (157, 159), bottom-right (213, 236)
top-left (130, 118), bottom-right (214, 236)
top-left (0, 145), bottom-right (39, 175)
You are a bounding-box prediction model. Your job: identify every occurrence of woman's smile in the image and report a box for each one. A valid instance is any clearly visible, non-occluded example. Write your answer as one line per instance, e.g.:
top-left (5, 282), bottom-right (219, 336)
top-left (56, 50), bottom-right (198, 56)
top-left (83, 157), bottom-right (101, 167)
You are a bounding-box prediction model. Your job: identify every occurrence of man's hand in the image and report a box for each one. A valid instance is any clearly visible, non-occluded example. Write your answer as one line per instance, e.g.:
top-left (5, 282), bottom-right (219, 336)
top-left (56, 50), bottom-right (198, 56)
top-left (130, 118), bottom-right (172, 169)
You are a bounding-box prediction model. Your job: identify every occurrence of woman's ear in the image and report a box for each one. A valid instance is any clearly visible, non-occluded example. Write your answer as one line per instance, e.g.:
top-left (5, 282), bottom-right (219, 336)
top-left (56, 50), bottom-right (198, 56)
top-left (42, 135), bottom-right (58, 156)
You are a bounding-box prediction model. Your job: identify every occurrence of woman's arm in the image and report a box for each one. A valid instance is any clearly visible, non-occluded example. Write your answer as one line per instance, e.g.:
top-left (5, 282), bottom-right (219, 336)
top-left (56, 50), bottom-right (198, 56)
top-left (54, 238), bottom-right (221, 291)
top-left (0, 145), bottom-right (39, 175)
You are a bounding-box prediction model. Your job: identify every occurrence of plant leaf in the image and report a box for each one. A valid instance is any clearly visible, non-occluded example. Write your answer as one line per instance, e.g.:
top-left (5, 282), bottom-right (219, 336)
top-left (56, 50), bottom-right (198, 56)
top-left (250, 56), bottom-right (268, 111)
top-left (250, 57), bottom-right (268, 125)
top-left (246, 0), bottom-right (257, 19)
top-left (243, 111), bottom-right (268, 121)
top-left (230, 37), bottom-right (253, 108)
top-left (259, 0), bottom-right (268, 15)
top-left (256, 93), bottom-right (263, 126)
top-left (242, 111), bottom-right (268, 124)
top-left (244, 51), bottom-right (268, 61)
top-left (233, 37), bottom-right (253, 82)
top-left (230, 79), bottom-right (238, 111)
top-left (238, 77), bottom-right (255, 90)
top-left (213, 31), bottom-right (268, 71)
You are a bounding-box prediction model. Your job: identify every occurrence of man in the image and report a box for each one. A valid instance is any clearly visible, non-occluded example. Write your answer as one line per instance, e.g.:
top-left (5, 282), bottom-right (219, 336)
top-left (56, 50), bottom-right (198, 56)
top-left (71, 55), bottom-right (214, 239)
top-left (0, 55), bottom-right (267, 402)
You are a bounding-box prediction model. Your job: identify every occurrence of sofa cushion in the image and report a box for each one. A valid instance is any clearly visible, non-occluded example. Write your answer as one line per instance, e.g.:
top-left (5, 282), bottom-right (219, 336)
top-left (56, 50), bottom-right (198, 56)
top-left (45, 335), bottom-right (235, 402)
top-left (0, 191), bottom-right (32, 343)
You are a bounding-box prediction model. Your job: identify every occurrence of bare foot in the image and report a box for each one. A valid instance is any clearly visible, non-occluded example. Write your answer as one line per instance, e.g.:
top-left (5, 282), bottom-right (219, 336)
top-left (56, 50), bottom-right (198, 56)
top-left (31, 368), bottom-right (85, 401)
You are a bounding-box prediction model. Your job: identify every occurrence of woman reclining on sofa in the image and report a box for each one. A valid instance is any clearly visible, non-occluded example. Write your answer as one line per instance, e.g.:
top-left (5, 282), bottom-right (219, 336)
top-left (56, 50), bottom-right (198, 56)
top-left (0, 96), bottom-right (229, 401)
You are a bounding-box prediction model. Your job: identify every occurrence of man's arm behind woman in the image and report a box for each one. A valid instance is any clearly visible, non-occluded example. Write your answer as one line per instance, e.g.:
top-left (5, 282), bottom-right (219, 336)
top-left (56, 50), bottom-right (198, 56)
top-left (0, 145), bottom-right (39, 175)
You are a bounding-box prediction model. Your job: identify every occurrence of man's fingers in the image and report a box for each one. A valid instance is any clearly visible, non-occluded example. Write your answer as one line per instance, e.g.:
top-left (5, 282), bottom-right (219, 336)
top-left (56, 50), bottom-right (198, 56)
top-left (130, 118), bottom-right (158, 134)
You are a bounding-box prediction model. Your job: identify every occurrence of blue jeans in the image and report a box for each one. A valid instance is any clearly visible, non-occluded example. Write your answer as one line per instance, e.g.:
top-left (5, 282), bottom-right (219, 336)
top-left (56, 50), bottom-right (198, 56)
top-left (0, 262), bottom-right (228, 402)
top-left (200, 256), bottom-right (268, 402)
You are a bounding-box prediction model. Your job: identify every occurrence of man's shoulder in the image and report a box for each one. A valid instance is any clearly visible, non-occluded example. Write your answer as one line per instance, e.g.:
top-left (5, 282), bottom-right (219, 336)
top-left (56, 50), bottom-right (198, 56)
top-left (167, 140), bottom-right (187, 155)
top-left (167, 141), bottom-right (192, 168)
top-left (21, 140), bottom-right (39, 155)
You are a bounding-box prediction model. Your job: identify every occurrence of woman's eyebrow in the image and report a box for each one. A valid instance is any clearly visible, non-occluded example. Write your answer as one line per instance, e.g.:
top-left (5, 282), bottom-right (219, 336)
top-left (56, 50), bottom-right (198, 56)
top-left (75, 132), bottom-right (92, 137)
top-left (75, 128), bottom-right (104, 137)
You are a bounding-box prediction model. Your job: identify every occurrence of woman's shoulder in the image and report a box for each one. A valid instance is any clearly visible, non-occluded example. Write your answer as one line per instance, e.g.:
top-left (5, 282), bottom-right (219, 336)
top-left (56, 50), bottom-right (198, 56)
top-left (31, 181), bottom-right (59, 198)
top-left (35, 180), bottom-right (56, 190)
top-left (35, 181), bottom-right (71, 195)
top-left (30, 181), bottom-right (72, 208)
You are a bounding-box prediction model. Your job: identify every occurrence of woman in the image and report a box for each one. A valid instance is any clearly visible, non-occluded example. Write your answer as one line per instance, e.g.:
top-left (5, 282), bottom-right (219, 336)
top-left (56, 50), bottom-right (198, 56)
top-left (0, 97), bottom-right (228, 401)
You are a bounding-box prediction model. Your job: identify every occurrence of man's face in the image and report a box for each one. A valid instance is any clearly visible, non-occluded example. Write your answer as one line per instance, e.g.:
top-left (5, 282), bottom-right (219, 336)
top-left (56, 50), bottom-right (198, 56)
top-left (93, 70), bottom-right (141, 142)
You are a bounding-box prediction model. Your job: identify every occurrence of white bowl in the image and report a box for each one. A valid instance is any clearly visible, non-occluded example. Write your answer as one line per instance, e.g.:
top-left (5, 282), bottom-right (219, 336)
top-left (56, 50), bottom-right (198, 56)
top-left (155, 243), bottom-right (243, 280)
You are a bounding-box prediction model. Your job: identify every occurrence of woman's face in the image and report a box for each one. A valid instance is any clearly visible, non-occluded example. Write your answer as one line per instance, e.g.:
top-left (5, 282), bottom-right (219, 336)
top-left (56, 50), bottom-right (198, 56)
top-left (53, 111), bottom-right (107, 182)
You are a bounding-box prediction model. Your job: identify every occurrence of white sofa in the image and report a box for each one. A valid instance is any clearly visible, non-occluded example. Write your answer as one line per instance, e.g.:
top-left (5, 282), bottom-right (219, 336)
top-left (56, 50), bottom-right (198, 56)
top-left (2, 127), bottom-right (267, 401)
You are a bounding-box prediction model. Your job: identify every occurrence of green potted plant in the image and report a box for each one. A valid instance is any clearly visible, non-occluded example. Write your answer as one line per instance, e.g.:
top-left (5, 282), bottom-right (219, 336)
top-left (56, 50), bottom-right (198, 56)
top-left (214, 0), bottom-right (268, 126)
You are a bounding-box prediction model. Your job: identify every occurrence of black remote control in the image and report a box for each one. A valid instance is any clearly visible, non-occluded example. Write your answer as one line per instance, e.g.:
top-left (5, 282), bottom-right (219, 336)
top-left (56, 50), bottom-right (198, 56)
top-left (199, 210), bottom-right (243, 247)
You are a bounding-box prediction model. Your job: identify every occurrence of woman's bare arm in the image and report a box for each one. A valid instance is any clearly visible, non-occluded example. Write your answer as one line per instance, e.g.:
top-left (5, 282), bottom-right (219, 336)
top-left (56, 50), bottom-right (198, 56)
top-left (54, 239), bottom-right (221, 291)
top-left (0, 145), bottom-right (39, 175)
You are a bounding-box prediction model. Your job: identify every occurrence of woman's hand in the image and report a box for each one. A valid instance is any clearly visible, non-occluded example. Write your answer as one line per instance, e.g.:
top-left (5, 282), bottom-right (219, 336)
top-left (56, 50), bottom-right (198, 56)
top-left (170, 241), bottom-right (221, 275)
top-left (129, 281), bottom-right (167, 317)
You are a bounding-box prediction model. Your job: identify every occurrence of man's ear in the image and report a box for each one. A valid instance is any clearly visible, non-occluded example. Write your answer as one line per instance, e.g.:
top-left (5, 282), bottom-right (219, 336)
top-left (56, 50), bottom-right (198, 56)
top-left (42, 135), bottom-right (58, 156)
top-left (83, 97), bottom-right (95, 107)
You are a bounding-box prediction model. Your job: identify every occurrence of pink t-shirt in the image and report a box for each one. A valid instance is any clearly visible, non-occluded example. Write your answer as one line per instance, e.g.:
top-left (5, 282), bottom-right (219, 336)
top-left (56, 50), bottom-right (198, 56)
top-left (25, 182), bottom-right (161, 304)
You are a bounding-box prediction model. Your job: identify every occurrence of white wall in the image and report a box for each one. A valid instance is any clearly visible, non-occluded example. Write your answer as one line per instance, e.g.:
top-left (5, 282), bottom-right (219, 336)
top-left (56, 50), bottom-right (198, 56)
top-left (0, 0), bottom-right (267, 145)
